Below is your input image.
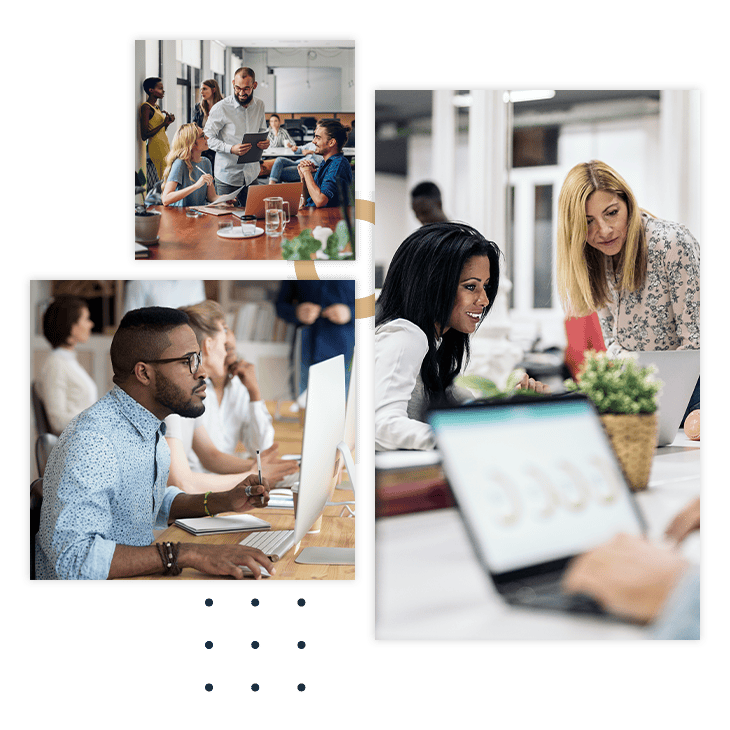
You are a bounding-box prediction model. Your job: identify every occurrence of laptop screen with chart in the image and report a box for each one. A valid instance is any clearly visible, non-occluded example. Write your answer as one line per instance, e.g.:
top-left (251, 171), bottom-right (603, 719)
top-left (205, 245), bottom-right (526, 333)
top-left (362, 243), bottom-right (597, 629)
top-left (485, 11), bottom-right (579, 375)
top-left (428, 395), bottom-right (645, 577)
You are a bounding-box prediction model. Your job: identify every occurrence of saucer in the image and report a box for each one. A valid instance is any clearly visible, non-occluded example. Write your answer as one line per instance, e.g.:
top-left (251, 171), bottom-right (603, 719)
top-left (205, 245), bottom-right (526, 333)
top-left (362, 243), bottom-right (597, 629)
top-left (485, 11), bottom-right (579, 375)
top-left (216, 226), bottom-right (265, 239)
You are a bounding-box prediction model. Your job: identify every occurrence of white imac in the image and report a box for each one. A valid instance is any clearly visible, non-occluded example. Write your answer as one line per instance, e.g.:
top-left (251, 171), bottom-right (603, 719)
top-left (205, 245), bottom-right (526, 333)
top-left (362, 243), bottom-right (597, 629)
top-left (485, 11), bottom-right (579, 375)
top-left (294, 354), bottom-right (355, 565)
top-left (335, 350), bottom-right (357, 499)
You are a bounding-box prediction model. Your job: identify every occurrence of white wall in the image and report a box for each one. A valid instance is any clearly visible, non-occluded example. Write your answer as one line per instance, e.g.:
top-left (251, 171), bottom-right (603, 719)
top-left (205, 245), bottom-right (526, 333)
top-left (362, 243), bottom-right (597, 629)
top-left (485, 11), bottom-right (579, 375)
top-left (373, 173), bottom-right (410, 274)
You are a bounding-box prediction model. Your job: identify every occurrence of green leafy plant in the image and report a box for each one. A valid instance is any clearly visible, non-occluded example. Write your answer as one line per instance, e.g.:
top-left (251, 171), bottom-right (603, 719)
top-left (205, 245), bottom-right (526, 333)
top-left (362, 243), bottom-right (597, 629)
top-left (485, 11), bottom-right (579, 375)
top-left (564, 350), bottom-right (662, 414)
top-left (282, 221), bottom-right (352, 261)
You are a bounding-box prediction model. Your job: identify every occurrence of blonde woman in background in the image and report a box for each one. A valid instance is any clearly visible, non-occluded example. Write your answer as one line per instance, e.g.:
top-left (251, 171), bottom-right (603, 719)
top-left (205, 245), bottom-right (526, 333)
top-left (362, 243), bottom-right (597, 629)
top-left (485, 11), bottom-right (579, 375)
top-left (161, 123), bottom-right (221, 207)
top-left (164, 300), bottom-right (297, 491)
top-left (38, 297), bottom-right (98, 435)
top-left (556, 160), bottom-right (700, 422)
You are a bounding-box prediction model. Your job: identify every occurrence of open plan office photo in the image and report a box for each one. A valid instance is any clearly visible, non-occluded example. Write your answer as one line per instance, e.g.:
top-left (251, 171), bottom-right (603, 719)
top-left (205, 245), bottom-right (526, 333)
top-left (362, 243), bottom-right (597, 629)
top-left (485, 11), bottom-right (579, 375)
top-left (374, 90), bottom-right (701, 639)
top-left (30, 279), bottom-right (356, 580)
top-left (134, 40), bottom-right (355, 260)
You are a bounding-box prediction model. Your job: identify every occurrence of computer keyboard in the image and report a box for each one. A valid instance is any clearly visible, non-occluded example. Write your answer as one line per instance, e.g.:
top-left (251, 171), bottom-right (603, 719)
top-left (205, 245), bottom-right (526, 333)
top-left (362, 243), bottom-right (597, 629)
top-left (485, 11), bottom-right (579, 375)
top-left (240, 529), bottom-right (295, 557)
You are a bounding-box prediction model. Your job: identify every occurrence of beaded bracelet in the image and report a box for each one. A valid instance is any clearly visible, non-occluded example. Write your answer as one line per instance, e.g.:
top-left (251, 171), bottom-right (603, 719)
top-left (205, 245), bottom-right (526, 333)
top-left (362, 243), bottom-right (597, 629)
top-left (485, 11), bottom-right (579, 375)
top-left (204, 491), bottom-right (212, 516)
top-left (156, 541), bottom-right (182, 576)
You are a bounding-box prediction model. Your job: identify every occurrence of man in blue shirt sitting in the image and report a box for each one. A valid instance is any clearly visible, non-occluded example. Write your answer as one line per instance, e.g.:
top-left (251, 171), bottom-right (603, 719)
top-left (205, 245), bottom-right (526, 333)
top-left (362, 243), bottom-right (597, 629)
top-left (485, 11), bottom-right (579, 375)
top-left (35, 307), bottom-right (275, 580)
top-left (297, 119), bottom-right (352, 208)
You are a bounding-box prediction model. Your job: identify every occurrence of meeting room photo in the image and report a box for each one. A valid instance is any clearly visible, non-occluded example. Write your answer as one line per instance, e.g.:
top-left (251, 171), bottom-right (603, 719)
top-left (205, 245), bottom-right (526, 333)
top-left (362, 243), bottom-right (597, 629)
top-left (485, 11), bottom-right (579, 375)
top-left (373, 90), bottom-right (701, 639)
top-left (30, 279), bottom-right (356, 581)
top-left (134, 40), bottom-right (356, 260)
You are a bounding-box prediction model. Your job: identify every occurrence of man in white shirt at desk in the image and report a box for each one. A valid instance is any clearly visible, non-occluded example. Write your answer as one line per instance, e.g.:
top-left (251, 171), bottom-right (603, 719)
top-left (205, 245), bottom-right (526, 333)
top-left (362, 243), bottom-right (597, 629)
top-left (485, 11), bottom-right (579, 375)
top-left (204, 67), bottom-right (270, 207)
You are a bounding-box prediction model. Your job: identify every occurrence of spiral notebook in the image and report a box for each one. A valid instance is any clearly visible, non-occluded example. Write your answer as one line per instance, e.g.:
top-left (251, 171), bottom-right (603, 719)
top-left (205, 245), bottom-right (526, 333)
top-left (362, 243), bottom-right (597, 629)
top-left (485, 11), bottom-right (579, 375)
top-left (174, 514), bottom-right (271, 535)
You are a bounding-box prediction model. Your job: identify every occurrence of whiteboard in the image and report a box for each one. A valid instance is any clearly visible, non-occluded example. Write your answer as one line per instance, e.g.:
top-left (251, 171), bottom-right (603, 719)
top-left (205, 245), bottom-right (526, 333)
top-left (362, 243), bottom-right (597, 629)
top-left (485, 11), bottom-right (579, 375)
top-left (274, 67), bottom-right (342, 112)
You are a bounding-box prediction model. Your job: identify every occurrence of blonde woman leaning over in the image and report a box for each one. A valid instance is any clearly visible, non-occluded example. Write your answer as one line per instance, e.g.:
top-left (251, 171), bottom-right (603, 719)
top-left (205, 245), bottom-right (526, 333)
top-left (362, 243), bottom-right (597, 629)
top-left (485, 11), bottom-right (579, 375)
top-left (556, 160), bottom-right (700, 422)
top-left (161, 124), bottom-right (222, 208)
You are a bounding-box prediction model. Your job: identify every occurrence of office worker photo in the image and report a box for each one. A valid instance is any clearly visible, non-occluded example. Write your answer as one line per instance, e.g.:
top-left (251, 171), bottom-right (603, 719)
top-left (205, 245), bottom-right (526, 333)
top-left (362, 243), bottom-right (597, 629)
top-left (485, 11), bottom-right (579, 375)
top-left (556, 160), bottom-right (700, 418)
top-left (38, 297), bottom-right (98, 435)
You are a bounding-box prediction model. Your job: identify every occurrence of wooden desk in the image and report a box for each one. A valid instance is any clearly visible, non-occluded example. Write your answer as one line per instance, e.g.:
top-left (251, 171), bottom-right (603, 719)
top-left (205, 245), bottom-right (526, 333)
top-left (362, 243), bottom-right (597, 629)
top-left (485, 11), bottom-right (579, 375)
top-left (138, 205), bottom-right (346, 260)
top-left (129, 400), bottom-right (355, 580)
top-left (135, 494), bottom-right (355, 580)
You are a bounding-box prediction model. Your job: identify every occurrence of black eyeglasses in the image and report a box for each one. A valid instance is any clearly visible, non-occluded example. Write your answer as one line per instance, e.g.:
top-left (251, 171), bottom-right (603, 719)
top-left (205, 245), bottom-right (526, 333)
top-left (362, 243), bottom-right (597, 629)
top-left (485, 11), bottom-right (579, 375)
top-left (144, 351), bottom-right (202, 375)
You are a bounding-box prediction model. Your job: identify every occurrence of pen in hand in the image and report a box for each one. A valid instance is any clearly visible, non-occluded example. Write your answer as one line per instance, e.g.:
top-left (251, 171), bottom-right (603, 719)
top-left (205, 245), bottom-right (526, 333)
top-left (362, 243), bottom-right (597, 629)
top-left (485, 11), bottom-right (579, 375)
top-left (257, 449), bottom-right (262, 485)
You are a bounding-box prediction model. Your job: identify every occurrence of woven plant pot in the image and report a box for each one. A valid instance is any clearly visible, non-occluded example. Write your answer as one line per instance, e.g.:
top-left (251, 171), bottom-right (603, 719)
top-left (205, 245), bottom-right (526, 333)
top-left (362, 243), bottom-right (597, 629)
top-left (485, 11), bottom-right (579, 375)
top-left (600, 413), bottom-right (658, 491)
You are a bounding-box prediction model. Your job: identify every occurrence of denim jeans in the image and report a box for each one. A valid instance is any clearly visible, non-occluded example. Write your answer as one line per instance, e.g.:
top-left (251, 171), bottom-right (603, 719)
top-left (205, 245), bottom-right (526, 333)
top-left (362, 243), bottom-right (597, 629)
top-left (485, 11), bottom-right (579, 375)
top-left (269, 157), bottom-right (302, 183)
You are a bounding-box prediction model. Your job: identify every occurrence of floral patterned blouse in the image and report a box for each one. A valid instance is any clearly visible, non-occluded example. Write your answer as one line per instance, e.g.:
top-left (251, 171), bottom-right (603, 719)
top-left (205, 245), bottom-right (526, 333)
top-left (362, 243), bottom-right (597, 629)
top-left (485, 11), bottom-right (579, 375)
top-left (598, 213), bottom-right (700, 354)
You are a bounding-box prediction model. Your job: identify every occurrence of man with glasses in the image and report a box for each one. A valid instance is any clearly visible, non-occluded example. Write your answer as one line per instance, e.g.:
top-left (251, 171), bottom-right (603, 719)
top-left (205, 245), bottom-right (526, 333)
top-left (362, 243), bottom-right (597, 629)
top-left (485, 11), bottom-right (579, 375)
top-left (35, 307), bottom-right (275, 580)
top-left (204, 67), bottom-right (270, 206)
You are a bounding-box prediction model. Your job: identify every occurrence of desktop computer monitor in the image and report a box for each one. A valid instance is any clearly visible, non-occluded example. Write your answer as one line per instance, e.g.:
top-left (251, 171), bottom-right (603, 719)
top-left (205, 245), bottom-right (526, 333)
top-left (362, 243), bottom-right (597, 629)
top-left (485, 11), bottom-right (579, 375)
top-left (294, 353), bottom-right (355, 565)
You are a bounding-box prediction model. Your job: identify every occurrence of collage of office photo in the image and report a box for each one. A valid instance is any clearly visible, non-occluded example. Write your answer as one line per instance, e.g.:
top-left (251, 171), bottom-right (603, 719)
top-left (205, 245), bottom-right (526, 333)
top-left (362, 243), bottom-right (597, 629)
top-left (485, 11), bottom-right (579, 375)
top-left (134, 40), bottom-right (355, 260)
top-left (373, 90), bottom-right (701, 640)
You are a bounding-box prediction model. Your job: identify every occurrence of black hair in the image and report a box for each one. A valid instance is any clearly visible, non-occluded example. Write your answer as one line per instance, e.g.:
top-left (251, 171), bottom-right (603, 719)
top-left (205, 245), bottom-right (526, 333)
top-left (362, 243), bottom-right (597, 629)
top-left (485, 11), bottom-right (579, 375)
top-left (111, 307), bottom-right (190, 384)
top-left (143, 77), bottom-right (162, 95)
top-left (376, 222), bottom-right (501, 404)
top-left (316, 119), bottom-right (348, 150)
top-left (410, 181), bottom-right (442, 201)
top-left (42, 297), bottom-right (88, 349)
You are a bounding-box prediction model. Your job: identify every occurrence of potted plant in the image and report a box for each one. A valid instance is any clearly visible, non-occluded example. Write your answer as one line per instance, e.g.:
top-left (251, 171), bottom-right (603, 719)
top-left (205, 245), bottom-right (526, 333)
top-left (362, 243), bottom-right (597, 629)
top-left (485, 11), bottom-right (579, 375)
top-left (281, 221), bottom-right (352, 260)
top-left (135, 169), bottom-right (162, 244)
top-left (564, 350), bottom-right (662, 491)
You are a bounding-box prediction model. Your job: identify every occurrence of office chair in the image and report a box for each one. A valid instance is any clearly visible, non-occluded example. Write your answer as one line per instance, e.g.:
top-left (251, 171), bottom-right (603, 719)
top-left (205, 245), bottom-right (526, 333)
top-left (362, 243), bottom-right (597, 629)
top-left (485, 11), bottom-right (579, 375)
top-left (299, 116), bottom-right (317, 132)
top-left (285, 125), bottom-right (305, 145)
top-left (31, 382), bottom-right (52, 436)
top-left (35, 433), bottom-right (58, 478)
top-left (30, 478), bottom-right (43, 579)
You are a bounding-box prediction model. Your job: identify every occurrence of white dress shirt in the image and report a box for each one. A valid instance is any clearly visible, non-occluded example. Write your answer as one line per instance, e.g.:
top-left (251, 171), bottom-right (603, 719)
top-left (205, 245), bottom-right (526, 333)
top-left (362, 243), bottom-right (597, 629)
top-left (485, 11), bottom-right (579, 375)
top-left (123, 280), bottom-right (206, 315)
top-left (188, 377), bottom-right (275, 473)
top-left (204, 95), bottom-right (267, 186)
top-left (375, 319), bottom-right (436, 451)
top-left (38, 348), bottom-right (98, 435)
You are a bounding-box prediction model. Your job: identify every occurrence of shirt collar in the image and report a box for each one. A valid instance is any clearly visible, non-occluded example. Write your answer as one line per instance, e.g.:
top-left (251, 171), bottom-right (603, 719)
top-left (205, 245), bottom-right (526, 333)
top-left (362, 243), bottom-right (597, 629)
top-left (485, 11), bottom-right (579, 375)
top-left (110, 385), bottom-right (166, 441)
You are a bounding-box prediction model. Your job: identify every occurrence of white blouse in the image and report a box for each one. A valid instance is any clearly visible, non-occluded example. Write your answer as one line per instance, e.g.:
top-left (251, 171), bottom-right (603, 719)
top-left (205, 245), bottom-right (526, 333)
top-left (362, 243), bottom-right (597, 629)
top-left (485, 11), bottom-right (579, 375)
top-left (38, 348), bottom-right (98, 435)
top-left (188, 377), bottom-right (275, 473)
top-left (375, 319), bottom-right (436, 451)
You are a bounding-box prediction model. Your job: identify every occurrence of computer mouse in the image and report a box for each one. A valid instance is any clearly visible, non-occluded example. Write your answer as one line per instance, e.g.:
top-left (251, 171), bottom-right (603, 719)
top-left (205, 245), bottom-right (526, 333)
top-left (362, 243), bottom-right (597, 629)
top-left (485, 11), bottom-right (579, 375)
top-left (238, 564), bottom-right (271, 578)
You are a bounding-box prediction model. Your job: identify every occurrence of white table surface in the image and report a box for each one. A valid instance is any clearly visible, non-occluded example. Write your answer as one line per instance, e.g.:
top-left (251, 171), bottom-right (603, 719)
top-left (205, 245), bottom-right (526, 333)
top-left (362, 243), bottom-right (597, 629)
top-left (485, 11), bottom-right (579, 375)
top-left (375, 430), bottom-right (700, 640)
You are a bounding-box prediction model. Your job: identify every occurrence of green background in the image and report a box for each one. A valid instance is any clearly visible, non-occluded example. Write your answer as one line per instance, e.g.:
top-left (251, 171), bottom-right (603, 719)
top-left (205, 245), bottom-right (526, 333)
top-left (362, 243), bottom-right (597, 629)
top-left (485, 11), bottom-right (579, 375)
top-left (11, 12), bottom-right (716, 728)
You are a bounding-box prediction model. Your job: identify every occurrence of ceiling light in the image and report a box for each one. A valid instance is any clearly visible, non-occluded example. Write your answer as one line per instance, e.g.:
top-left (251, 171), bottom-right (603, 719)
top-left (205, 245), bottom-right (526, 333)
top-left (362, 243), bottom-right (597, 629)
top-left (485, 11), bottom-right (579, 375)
top-left (503, 90), bottom-right (556, 103)
top-left (452, 94), bottom-right (472, 108)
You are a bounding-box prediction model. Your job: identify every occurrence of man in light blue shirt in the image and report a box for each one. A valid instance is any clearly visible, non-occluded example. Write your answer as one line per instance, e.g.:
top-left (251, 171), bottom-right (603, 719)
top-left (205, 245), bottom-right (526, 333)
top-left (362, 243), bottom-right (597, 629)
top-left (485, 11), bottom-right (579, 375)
top-left (35, 307), bottom-right (275, 580)
top-left (204, 67), bottom-right (270, 207)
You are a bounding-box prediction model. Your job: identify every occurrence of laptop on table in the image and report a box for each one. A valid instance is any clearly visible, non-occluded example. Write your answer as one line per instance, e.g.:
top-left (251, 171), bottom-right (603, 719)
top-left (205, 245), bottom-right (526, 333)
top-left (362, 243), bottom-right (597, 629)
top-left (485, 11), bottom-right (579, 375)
top-left (633, 349), bottom-right (700, 446)
top-left (427, 393), bottom-right (647, 617)
top-left (232, 182), bottom-right (302, 220)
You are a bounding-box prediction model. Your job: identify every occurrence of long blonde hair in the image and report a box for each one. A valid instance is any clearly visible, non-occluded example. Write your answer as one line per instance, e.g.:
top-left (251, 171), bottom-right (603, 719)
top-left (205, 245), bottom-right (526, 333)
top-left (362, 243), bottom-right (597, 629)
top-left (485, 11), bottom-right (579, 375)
top-left (162, 123), bottom-right (200, 183)
top-left (199, 79), bottom-right (223, 123)
top-left (556, 160), bottom-right (648, 317)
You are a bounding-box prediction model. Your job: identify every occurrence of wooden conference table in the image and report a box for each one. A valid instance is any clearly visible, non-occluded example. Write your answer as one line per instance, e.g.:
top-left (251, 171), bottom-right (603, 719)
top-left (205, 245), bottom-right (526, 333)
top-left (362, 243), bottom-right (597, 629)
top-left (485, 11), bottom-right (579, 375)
top-left (375, 431), bottom-right (700, 639)
top-left (128, 401), bottom-right (355, 580)
top-left (139, 204), bottom-right (346, 260)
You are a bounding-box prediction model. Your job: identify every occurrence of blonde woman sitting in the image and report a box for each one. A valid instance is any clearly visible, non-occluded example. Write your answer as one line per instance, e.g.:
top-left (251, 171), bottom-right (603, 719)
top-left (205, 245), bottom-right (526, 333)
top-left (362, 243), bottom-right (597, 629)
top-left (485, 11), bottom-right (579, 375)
top-left (161, 124), bottom-right (222, 207)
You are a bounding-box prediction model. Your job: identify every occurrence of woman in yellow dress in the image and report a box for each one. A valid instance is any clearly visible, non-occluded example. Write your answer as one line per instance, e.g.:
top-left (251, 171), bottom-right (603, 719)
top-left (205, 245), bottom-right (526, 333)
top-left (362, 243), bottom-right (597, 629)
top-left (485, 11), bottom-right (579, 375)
top-left (140, 77), bottom-right (174, 183)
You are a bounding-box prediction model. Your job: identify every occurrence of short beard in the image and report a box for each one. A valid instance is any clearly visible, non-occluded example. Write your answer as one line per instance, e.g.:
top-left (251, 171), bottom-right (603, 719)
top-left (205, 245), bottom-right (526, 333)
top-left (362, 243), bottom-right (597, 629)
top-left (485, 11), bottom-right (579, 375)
top-left (155, 369), bottom-right (205, 419)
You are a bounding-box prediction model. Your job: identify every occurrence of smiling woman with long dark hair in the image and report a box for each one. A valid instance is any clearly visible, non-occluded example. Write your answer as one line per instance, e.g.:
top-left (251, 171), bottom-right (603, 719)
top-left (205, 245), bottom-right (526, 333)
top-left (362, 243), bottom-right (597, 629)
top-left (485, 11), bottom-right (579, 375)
top-left (374, 222), bottom-right (503, 451)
